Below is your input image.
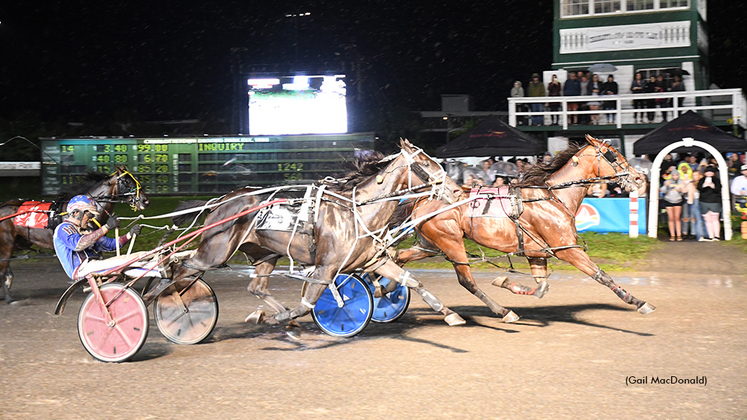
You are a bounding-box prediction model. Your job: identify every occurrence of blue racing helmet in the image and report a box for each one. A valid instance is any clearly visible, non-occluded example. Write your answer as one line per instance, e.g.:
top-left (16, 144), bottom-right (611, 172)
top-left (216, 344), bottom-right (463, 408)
top-left (67, 195), bottom-right (98, 215)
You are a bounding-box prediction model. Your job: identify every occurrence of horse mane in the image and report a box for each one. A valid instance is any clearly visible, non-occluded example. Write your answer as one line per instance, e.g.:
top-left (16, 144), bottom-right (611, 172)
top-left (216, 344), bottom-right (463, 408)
top-left (387, 198), bottom-right (417, 230)
top-left (323, 151), bottom-right (389, 192)
top-left (62, 171), bottom-right (111, 195)
top-left (516, 143), bottom-right (584, 186)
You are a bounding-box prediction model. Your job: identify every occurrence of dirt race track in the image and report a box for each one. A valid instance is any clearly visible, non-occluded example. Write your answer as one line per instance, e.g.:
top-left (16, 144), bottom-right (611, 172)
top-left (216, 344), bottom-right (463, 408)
top-left (1, 241), bottom-right (746, 420)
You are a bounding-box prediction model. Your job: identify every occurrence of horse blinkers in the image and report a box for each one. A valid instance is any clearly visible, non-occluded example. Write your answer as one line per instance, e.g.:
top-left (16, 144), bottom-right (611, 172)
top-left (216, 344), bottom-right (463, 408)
top-left (409, 162), bottom-right (431, 184)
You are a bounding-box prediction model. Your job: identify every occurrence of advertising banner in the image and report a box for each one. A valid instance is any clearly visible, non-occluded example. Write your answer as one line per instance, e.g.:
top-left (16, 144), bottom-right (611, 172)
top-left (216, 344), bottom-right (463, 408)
top-left (575, 198), bottom-right (646, 234)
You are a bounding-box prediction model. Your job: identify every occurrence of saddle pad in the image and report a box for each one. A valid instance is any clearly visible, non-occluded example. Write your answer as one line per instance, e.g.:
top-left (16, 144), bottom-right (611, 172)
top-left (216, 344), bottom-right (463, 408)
top-left (13, 201), bottom-right (52, 229)
top-left (256, 203), bottom-right (299, 231)
top-left (465, 187), bottom-right (512, 219)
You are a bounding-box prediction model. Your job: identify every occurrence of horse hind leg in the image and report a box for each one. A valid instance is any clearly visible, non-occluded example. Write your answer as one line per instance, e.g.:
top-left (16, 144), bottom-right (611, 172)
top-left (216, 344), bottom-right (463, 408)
top-left (0, 257), bottom-right (15, 304)
top-left (492, 257), bottom-right (550, 299)
top-left (375, 260), bottom-right (470, 326)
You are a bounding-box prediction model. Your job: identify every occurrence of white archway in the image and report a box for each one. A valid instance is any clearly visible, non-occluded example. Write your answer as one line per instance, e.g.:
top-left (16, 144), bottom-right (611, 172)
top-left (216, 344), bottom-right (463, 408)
top-left (647, 137), bottom-right (732, 240)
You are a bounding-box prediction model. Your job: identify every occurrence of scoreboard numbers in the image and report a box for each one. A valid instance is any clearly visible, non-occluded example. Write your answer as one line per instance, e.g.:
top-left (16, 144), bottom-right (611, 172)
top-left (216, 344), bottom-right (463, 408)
top-left (41, 134), bottom-right (374, 195)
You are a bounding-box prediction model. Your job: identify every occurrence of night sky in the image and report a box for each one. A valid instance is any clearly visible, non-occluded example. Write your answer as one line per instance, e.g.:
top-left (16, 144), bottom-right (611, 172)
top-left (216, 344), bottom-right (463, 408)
top-left (1, 1), bottom-right (745, 129)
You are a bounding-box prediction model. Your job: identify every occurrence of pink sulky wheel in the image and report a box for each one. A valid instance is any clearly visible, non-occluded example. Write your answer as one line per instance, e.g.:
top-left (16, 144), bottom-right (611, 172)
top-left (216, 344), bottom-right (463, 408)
top-left (77, 283), bottom-right (149, 363)
top-left (153, 278), bottom-right (219, 345)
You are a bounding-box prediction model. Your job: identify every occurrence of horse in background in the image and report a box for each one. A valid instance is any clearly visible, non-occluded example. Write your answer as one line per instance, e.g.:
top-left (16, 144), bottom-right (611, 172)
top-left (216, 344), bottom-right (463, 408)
top-left (395, 135), bottom-right (654, 322)
top-left (169, 139), bottom-right (466, 337)
top-left (0, 165), bottom-right (149, 302)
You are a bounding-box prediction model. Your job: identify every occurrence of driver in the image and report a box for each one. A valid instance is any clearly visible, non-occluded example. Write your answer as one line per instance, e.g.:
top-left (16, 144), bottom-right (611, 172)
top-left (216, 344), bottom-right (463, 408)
top-left (53, 195), bottom-right (142, 281)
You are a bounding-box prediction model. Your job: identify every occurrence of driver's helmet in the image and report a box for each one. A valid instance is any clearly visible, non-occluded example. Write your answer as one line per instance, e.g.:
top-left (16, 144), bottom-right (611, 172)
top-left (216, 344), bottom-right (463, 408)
top-left (67, 195), bottom-right (98, 215)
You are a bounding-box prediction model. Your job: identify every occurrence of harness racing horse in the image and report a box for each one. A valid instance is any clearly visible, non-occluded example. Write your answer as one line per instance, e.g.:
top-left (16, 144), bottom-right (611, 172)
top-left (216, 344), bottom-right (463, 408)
top-left (0, 165), bottom-right (149, 303)
top-left (170, 139), bottom-right (466, 338)
top-left (395, 135), bottom-right (655, 322)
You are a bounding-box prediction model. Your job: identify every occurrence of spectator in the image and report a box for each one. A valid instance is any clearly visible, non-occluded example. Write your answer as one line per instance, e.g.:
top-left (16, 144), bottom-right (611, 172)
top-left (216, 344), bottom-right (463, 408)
top-left (670, 74), bottom-right (685, 116)
top-left (732, 164), bottom-right (747, 218)
top-left (511, 81), bottom-right (527, 125)
top-left (563, 72), bottom-right (581, 124)
top-left (661, 153), bottom-right (676, 181)
top-left (601, 75), bottom-right (619, 124)
top-left (587, 74), bottom-right (602, 125)
top-left (547, 74), bottom-right (562, 125)
top-left (727, 153), bottom-right (742, 181)
top-left (631, 72), bottom-right (646, 123)
top-left (644, 75), bottom-right (658, 123)
top-left (698, 166), bottom-right (722, 241)
top-left (579, 73), bottom-right (590, 124)
top-left (493, 176), bottom-right (507, 187)
top-left (685, 171), bottom-right (706, 241)
top-left (661, 170), bottom-right (686, 241)
top-left (685, 154), bottom-right (699, 172)
top-left (730, 164), bottom-right (747, 197)
top-left (527, 73), bottom-right (546, 126)
top-left (655, 74), bottom-right (670, 122)
top-left (481, 158), bottom-right (496, 184)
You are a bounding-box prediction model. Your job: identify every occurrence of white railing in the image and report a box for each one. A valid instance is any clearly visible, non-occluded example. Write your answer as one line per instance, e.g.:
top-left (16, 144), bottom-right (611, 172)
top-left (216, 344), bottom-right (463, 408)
top-left (508, 88), bottom-right (747, 131)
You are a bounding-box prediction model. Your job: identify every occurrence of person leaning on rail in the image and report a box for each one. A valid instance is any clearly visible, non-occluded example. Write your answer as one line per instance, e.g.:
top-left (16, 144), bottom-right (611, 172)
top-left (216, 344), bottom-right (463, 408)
top-left (53, 195), bottom-right (143, 282)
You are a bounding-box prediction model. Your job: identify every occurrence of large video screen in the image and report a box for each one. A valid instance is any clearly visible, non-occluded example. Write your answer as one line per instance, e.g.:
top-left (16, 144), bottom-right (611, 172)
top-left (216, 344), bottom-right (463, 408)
top-left (247, 74), bottom-right (347, 135)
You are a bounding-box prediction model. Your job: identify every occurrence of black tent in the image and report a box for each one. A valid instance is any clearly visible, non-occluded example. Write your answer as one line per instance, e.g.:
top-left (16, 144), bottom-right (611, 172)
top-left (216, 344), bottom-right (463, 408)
top-left (436, 117), bottom-right (545, 158)
top-left (633, 110), bottom-right (747, 155)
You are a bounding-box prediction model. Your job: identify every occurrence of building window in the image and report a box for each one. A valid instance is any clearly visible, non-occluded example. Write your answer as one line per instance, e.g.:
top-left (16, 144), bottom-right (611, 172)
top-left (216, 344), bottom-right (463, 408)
top-left (628, 0), bottom-right (655, 11)
top-left (594, 0), bottom-right (621, 14)
top-left (660, 0), bottom-right (689, 8)
top-left (562, 0), bottom-right (590, 17)
top-left (561, 0), bottom-right (690, 17)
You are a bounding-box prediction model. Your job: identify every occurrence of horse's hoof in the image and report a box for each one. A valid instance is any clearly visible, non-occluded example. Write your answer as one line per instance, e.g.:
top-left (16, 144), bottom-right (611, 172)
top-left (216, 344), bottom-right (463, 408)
top-left (244, 309), bottom-right (265, 324)
top-left (502, 311), bottom-right (520, 323)
top-left (637, 302), bottom-right (656, 315)
top-left (491, 276), bottom-right (509, 288)
top-left (285, 324), bottom-right (302, 340)
top-left (373, 287), bottom-right (383, 299)
top-left (444, 313), bottom-right (466, 326)
top-left (533, 281), bottom-right (549, 299)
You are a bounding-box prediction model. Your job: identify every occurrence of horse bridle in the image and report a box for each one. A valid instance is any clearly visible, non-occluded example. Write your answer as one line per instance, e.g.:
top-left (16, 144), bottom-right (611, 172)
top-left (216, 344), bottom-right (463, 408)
top-left (95, 170), bottom-right (145, 211)
top-left (591, 142), bottom-right (641, 191)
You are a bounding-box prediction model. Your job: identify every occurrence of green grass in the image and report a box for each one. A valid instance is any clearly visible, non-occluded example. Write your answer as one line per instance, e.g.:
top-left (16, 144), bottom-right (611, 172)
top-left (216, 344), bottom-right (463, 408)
top-left (393, 231), bottom-right (662, 272)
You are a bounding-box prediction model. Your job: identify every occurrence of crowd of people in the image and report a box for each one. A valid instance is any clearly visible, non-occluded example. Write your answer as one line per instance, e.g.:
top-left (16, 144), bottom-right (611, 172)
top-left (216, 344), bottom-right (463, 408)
top-left (514, 71), bottom-right (686, 126)
top-left (657, 152), bottom-right (747, 241)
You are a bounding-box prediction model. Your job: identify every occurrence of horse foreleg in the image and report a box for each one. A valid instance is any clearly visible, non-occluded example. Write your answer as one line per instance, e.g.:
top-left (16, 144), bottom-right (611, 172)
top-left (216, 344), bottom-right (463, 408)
top-left (492, 257), bottom-right (549, 299)
top-left (244, 257), bottom-right (303, 336)
top-left (375, 259), bottom-right (467, 326)
top-left (555, 248), bottom-right (655, 314)
top-left (246, 258), bottom-right (285, 314)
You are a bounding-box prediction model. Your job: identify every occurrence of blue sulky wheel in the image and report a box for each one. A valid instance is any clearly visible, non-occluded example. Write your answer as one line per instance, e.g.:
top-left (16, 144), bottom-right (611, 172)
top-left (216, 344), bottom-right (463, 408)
top-left (311, 274), bottom-right (373, 338)
top-left (363, 273), bottom-right (411, 323)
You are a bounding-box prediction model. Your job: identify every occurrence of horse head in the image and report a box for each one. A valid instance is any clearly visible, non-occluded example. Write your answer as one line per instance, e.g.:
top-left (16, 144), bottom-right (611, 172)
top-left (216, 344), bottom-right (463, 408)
top-left (584, 135), bottom-right (646, 193)
top-left (399, 139), bottom-right (462, 203)
top-left (112, 165), bottom-right (150, 211)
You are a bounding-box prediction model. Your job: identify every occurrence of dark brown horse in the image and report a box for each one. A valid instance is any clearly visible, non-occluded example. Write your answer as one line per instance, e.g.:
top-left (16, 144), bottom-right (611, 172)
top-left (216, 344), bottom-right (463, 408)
top-left (169, 139), bottom-right (467, 337)
top-left (0, 165), bottom-right (149, 302)
top-left (394, 135), bottom-right (655, 322)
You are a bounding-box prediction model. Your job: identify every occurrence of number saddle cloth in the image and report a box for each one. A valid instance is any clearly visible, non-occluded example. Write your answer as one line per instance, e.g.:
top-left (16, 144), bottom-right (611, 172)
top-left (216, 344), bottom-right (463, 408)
top-left (13, 200), bottom-right (65, 230)
top-left (465, 186), bottom-right (523, 220)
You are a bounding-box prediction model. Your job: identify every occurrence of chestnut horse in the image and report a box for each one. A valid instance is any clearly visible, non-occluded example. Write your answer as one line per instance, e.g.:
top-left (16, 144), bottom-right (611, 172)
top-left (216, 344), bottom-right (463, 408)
top-left (394, 135), bottom-right (655, 322)
top-left (0, 166), bottom-right (149, 302)
top-left (169, 139), bottom-right (466, 337)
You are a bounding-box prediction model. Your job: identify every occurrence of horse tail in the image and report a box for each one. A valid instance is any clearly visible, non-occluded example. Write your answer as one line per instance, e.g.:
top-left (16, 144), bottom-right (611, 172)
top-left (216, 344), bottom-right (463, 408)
top-left (172, 200), bottom-right (208, 227)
